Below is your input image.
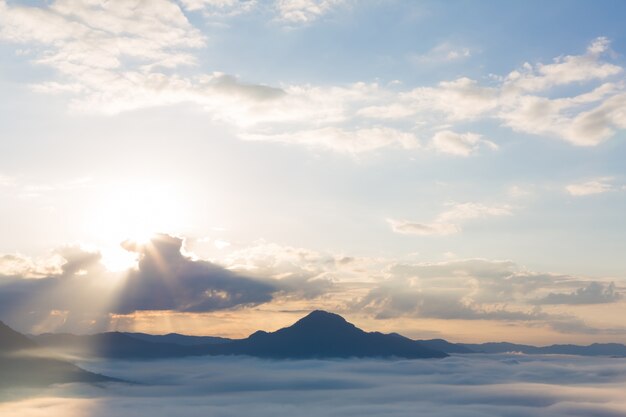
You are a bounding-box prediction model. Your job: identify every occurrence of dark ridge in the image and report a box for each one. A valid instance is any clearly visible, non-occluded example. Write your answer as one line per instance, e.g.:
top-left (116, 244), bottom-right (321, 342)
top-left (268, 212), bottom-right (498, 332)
top-left (0, 321), bottom-right (119, 387)
top-left (0, 321), bottom-right (38, 352)
top-left (415, 338), bottom-right (475, 354)
top-left (461, 341), bottom-right (626, 356)
top-left (122, 332), bottom-right (232, 346)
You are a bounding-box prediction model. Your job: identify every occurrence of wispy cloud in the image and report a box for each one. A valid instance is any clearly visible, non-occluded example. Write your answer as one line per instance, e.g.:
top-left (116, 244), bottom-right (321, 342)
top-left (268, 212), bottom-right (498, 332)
top-left (388, 202), bottom-right (512, 236)
top-left (180, 0), bottom-right (257, 16)
top-left (275, 0), bottom-right (346, 23)
top-left (409, 42), bottom-right (472, 64)
top-left (430, 131), bottom-right (498, 157)
top-left (566, 177), bottom-right (615, 196)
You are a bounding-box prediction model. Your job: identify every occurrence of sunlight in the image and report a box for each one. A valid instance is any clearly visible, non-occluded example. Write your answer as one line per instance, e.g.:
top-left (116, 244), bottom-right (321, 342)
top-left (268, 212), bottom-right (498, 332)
top-left (85, 181), bottom-right (188, 265)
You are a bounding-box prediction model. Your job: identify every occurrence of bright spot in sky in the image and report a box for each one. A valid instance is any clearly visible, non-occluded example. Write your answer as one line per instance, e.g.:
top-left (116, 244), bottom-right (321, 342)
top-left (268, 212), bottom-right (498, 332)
top-left (83, 181), bottom-right (189, 270)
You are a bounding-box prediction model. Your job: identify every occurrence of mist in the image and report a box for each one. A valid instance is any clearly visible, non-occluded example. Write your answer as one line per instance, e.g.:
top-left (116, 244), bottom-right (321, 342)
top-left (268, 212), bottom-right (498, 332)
top-left (2, 354), bottom-right (625, 417)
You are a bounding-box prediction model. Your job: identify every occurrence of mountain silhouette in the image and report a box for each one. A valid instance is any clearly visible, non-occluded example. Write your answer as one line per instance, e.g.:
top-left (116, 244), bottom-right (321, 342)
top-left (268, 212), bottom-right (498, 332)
top-left (33, 332), bottom-right (195, 359)
top-left (0, 320), bottom-right (38, 352)
top-left (32, 311), bottom-right (448, 359)
top-left (0, 321), bottom-right (117, 387)
top-left (121, 332), bottom-right (232, 346)
top-left (413, 338), bottom-right (474, 354)
top-left (461, 341), bottom-right (626, 356)
top-left (204, 310), bottom-right (448, 359)
top-left (30, 310), bottom-right (626, 360)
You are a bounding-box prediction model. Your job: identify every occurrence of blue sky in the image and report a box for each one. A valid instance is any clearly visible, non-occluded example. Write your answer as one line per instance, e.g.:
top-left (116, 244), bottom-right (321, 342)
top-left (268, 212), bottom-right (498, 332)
top-left (0, 0), bottom-right (625, 343)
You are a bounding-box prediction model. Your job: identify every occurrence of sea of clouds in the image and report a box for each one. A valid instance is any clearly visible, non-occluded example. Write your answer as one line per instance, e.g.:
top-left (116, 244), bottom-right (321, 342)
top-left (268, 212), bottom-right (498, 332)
top-left (1, 354), bottom-right (625, 417)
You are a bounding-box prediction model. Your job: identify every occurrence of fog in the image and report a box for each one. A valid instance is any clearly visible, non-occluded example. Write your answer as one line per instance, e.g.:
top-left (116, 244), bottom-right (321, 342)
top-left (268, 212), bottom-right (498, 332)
top-left (1, 354), bottom-right (625, 417)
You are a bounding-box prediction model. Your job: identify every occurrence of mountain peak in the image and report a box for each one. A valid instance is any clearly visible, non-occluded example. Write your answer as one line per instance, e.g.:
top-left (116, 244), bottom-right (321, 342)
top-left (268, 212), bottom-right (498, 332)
top-left (291, 310), bottom-right (357, 332)
top-left (300, 310), bottom-right (347, 322)
top-left (209, 310), bottom-right (448, 359)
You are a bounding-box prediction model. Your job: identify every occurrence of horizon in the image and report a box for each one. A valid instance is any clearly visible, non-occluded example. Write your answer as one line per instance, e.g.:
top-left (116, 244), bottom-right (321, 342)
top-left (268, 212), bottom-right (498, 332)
top-left (1, 0), bottom-right (626, 349)
top-left (18, 309), bottom-right (626, 349)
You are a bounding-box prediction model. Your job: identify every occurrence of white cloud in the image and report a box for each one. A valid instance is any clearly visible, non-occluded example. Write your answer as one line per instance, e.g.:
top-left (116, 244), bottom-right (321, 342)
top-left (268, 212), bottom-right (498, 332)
top-left (179, 0), bottom-right (344, 22)
top-left (409, 42), bottom-right (471, 64)
top-left (275, 0), bottom-right (345, 23)
top-left (242, 126), bottom-right (419, 154)
top-left (4, 355), bottom-right (626, 417)
top-left (503, 37), bottom-right (621, 93)
top-left (430, 131), bottom-right (498, 156)
top-left (363, 38), bottom-right (626, 147)
top-left (180, 0), bottom-right (257, 15)
top-left (566, 178), bottom-right (614, 196)
top-left (388, 202), bottom-right (512, 236)
top-left (403, 77), bottom-right (501, 121)
top-left (387, 219), bottom-right (459, 236)
top-left (2, 4), bottom-right (626, 154)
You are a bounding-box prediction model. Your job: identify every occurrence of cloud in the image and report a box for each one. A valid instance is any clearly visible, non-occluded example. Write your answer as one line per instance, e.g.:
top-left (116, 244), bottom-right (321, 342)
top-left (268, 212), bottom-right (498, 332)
top-left (400, 77), bottom-right (500, 121)
top-left (430, 131), bottom-right (498, 156)
top-left (0, 253), bottom-right (63, 278)
top-left (362, 38), bottom-right (626, 147)
top-left (502, 37), bottom-right (621, 93)
top-left (1, 237), bottom-right (625, 337)
top-left (242, 126), bottom-right (419, 154)
top-left (409, 42), bottom-right (471, 64)
top-left (387, 219), bottom-right (459, 236)
top-left (388, 202), bottom-right (512, 236)
top-left (0, 235), bottom-right (280, 332)
top-left (566, 177), bottom-right (615, 196)
top-left (533, 282), bottom-right (622, 305)
top-left (180, 0), bottom-right (257, 16)
top-left (350, 258), bottom-right (626, 335)
top-left (0, 0), bottom-right (205, 68)
top-left (178, 0), bottom-right (345, 22)
top-left (275, 0), bottom-right (346, 23)
top-left (3, 5), bottom-right (625, 153)
top-left (115, 234), bottom-right (277, 314)
top-left (3, 354), bottom-right (626, 417)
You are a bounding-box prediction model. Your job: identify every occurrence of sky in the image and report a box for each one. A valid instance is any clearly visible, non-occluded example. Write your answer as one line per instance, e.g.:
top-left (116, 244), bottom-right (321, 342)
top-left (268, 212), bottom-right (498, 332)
top-left (0, 0), bottom-right (625, 344)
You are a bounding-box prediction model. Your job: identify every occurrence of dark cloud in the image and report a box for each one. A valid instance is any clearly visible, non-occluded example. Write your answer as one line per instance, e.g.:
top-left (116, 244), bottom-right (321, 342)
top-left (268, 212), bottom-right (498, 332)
top-left (115, 234), bottom-right (276, 314)
top-left (352, 261), bottom-right (626, 335)
top-left (533, 282), bottom-right (622, 305)
top-left (0, 235), bottom-right (279, 331)
top-left (352, 284), bottom-right (549, 322)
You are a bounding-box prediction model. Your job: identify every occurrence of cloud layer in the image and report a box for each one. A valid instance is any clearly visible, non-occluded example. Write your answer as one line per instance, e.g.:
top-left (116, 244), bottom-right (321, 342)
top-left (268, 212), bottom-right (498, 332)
top-left (0, 234), bottom-right (623, 338)
top-left (2, 354), bottom-right (626, 417)
top-left (2, 2), bottom-right (625, 154)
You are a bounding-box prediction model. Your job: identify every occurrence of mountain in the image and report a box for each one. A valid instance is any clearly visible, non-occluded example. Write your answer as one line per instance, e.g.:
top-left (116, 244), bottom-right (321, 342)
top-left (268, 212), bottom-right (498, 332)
top-left (0, 320), bottom-right (38, 352)
top-left (32, 311), bottom-right (448, 359)
top-left (0, 321), bottom-right (117, 388)
top-left (204, 310), bottom-right (448, 359)
top-left (33, 332), bottom-right (199, 359)
top-left (462, 342), bottom-right (626, 357)
top-left (122, 332), bottom-right (232, 346)
top-left (414, 338), bottom-right (475, 354)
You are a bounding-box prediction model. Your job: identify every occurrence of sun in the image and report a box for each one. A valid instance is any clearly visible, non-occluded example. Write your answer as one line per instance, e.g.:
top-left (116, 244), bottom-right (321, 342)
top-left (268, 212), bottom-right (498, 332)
top-left (85, 181), bottom-right (188, 270)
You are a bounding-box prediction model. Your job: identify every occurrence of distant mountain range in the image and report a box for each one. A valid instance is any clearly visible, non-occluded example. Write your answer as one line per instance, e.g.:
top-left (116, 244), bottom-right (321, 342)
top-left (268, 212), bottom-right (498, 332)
top-left (460, 341), bottom-right (626, 357)
top-left (32, 311), bottom-right (448, 359)
top-left (0, 321), bottom-right (116, 388)
top-left (28, 310), bottom-right (626, 360)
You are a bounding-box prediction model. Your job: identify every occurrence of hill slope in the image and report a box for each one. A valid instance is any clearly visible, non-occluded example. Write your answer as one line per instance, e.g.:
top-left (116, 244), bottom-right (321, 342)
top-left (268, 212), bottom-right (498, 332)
top-left (0, 321), bottom-right (117, 388)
